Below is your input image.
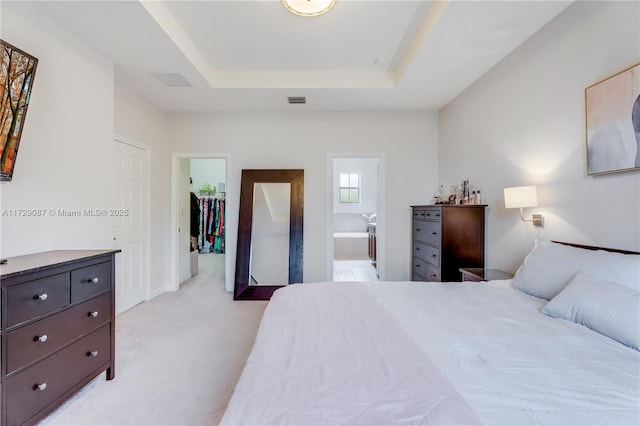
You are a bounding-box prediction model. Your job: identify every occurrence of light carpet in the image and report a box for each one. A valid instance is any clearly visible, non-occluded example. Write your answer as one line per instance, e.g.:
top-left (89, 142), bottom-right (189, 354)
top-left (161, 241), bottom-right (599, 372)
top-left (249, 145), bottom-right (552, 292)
top-left (40, 254), bottom-right (267, 426)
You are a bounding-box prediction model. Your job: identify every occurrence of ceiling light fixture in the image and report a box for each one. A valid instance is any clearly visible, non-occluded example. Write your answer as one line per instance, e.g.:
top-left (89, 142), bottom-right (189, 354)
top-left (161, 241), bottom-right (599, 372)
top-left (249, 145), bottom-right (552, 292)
top-left (281, 0), bottom-right (336, 17)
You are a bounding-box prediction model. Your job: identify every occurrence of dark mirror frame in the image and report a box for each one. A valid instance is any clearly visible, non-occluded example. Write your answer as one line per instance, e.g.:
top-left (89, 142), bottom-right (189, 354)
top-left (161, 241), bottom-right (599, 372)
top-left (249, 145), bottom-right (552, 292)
top-left (234, 169), bottom-right (304, 300)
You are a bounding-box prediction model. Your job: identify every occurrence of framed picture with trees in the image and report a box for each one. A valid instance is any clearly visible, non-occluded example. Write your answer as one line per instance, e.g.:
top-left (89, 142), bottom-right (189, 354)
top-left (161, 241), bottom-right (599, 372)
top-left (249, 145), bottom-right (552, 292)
top-left (1, 39), bottom-right (38, 182)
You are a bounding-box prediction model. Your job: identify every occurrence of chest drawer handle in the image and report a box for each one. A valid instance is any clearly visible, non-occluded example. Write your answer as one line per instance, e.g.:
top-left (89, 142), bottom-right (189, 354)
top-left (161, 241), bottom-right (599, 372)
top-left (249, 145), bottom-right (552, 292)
top-left (431, 232), bottom-right (438, 235)
top-left (415, 228), bottom-right (421, 232)
top-left (87, 277), bottom-right (99, 284)
top-left (35, 383), bottom-right (47, 392)
top-left (88, 350), bottom-right (99, 357)
top-left (431, 254), bottom-right (437, 258)
top-left (35, 293), bottom-right (48, 301)
top-left (35, 334), bottom-right (48, 343)
top-left (89, 311), bottom-right (99, 318)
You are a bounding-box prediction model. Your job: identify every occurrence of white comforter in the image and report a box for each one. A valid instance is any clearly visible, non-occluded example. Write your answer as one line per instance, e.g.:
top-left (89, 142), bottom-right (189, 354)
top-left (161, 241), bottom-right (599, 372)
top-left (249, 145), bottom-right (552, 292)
top-left (222, 281), bottom-right (640, 425)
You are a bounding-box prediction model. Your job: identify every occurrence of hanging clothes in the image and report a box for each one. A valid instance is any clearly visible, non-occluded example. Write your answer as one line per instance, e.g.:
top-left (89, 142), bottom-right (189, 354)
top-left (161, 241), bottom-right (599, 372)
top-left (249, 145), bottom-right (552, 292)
top-left (190, 192), bottom-right (200, 238)
top-left (190, 192), bottom-right (201, 252)
top-left (198, 195), bottom-right (225, 253)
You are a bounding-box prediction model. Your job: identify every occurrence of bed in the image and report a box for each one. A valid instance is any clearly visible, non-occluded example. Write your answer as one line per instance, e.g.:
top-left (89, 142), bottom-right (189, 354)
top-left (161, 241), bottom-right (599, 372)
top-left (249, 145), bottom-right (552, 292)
top-left (221, 240), bottom-right (640, 425)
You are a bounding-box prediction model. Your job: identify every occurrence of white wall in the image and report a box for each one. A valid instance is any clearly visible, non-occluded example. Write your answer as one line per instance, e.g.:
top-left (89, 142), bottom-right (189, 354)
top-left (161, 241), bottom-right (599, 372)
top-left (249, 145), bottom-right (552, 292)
top-left (0, 2), bottom-right (114, 257)
top-left (439, 0), bottom-right (640, 273)
top-left (166, 111), bottom-right (439, 287)
top-left (190, 158), bottom-right (226, 195)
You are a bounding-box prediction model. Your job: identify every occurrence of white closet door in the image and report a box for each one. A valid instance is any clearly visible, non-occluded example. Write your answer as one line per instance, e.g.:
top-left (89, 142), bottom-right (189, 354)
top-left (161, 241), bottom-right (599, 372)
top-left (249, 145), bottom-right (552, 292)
top-left (113, 140), bottom-right (149, 314)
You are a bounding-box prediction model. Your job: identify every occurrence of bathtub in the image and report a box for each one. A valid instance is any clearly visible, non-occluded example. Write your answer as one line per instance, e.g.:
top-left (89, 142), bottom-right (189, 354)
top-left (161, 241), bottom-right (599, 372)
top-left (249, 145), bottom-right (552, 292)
top-left (333, 232), bottom-right (369, 260)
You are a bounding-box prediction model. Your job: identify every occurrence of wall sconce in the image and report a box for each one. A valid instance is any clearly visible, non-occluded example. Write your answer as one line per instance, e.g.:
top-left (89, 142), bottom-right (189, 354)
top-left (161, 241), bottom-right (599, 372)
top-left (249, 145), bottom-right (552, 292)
top-left (503, 185), bottom-right (543, 227)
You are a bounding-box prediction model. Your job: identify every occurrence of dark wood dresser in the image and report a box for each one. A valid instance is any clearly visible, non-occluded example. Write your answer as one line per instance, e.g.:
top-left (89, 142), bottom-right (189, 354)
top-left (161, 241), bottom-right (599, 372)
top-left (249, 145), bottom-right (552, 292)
top-left (0, 250), bottom-right (119, 426)
top-left (411, 205), bottom-right (486, 282)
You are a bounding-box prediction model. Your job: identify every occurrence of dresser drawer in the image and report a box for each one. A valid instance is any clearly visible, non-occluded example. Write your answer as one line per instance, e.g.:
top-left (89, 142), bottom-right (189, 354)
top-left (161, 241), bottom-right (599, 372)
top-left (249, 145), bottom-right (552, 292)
top-left (70, 262), bottom-right (111, 303)
top-left (413, 220), bottom-right (441, 247)
top-left (6, 324), bottom-right (111, 426)
top-left (6, 274), bottom-right (69, 328)
top-left (413, 242), bottom-right (440, 267)
top-left (412, 257), bottom-right (441, 281)
top-left (421, 262), bottom-right (441, 282)
top-left (6, 292), bottom-right (111, 375)
top-left (412, 208), bottom-right (441, 222)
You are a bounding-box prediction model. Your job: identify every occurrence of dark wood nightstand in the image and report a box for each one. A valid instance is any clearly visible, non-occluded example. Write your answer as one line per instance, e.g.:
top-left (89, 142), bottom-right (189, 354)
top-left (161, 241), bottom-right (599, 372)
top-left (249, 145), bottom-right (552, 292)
top-left (459, 268), bottom-right (514, 282)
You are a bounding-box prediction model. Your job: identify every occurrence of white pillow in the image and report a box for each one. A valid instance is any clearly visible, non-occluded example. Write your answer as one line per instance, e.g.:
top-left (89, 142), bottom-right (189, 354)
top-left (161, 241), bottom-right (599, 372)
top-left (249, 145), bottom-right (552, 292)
top-left (512, 239), bottom-right (640, 300)
top-left (542, 271), bottom-right (640, 350)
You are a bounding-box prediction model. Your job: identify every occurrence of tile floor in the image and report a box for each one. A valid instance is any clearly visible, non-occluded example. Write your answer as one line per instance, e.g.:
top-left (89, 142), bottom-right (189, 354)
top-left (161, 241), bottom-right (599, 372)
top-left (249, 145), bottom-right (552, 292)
top-left (333, 259), bottom-right (379, 281)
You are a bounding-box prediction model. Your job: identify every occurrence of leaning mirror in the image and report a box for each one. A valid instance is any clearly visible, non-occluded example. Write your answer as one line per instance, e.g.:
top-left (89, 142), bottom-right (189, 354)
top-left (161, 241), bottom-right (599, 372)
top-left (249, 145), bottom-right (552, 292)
top-left (234, 169), bottom-right (303, 300)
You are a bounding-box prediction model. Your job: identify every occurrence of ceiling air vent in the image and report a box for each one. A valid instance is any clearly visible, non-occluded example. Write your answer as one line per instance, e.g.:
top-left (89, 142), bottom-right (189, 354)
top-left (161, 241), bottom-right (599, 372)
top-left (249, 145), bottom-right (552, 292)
top-left (150, 72), bottom-right (192, 87)
top-left (287, 96), bottom-right (307, 105)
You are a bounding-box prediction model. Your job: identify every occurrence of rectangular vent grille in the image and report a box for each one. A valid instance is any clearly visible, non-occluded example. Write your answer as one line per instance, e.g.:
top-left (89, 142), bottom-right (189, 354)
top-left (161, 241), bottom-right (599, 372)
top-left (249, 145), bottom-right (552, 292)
top-left (287, 96), bottom-right (306, 104)
top-left (150, 72), bottom-right (192, 87)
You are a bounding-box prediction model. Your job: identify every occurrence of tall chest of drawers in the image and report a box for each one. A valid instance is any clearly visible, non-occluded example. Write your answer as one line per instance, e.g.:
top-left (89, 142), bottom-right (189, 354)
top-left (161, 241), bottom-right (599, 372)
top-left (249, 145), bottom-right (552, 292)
top-left (411, 205), bottom-right (486, 282)
top-left (0, 250), bottom-right (119, 426)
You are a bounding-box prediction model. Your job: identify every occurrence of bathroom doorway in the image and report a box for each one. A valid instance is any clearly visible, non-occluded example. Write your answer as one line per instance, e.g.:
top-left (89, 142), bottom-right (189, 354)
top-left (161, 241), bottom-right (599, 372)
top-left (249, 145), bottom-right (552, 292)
top-left (330, 157), bottom-right (381, 282)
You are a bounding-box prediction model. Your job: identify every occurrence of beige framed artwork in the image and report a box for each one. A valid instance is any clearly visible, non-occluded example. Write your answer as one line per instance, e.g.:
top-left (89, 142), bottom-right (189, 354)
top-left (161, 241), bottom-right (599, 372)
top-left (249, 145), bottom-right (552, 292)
top-left (585, 62), bottom-right (640, 175)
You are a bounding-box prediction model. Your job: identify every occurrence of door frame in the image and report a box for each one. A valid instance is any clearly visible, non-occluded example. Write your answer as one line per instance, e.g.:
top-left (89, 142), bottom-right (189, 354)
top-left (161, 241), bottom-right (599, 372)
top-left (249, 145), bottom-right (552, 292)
top-left (327, 153), bottom-right (386, 281)
top-left (170, 153), bottom-right (231, 292)
top-left (113, 135), bottom-right (152, 306)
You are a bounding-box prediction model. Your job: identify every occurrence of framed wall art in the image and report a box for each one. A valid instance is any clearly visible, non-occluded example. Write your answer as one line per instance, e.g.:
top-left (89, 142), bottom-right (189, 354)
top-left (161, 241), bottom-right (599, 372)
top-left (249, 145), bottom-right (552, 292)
top-left (585, 62), bottom-right (640, 176)
top-left (1, 39), bottom-right (38, 182)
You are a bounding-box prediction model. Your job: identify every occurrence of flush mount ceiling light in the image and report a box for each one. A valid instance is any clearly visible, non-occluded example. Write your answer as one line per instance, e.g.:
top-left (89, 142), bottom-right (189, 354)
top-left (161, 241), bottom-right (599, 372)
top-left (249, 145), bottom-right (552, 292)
top-left (281, 0), bottom-right (336, 17)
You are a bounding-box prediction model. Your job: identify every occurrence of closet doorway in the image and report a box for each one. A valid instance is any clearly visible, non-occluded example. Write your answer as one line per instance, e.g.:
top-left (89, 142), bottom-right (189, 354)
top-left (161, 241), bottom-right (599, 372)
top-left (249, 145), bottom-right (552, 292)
top-left (328, 155), bottom-right (384, 282)
top-left (171, 155), bottom-right (228, 292)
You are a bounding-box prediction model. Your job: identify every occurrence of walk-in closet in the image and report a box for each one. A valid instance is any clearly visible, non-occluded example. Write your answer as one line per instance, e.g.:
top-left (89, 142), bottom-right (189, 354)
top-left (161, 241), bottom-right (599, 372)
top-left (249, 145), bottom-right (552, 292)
top-left (178, 158), bottom-right (227, 286)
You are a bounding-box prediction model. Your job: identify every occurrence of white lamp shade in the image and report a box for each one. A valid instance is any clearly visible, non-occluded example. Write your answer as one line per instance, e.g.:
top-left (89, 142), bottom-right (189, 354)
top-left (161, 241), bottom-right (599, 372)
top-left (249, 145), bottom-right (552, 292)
top-left (281, 0), bottom-right (336, 16)
top-left (504, 186), bottom-right (538, 209)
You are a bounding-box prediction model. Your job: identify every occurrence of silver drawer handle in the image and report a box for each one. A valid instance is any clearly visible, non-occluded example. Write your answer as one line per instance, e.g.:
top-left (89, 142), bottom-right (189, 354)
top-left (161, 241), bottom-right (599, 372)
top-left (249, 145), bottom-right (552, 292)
top-left (88, 350), bottom-right (99, 357)
top-left (87, 277), bottom-right (99, 284)
top-left (36, 334), bottom-right (48, 343)
top-left (35, 383), bottom-right (47, 391)
top-left (36, 293), bottom-right (48, 301)
top-left (89, 311), bottom-right (99, 318)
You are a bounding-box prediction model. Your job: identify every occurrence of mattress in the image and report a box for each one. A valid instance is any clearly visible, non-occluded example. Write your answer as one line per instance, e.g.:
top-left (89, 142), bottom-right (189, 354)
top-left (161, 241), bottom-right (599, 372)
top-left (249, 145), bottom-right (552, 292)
top-left (221, 281), bottom-right (640, 425)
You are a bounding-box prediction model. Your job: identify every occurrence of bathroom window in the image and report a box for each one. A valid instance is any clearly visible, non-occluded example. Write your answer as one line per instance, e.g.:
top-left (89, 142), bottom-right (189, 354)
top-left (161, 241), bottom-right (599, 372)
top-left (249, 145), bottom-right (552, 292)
top-left (339, 173), bottom-right (360, 203)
